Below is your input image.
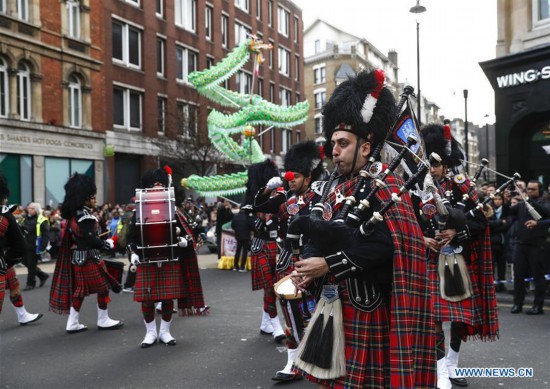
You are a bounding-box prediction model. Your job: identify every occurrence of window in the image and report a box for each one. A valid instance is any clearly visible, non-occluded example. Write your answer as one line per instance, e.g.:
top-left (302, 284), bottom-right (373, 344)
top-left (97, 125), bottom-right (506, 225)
top-left (294, 17), bottom-right (298, 43)
top-left (17, 63), bottom-right (31, 121)
top-left (279, 88), bottom-right (291, 106)
top-left (235, 0), bottom-right (249, 12)
top-left (314, 115), bottom-right (323, 134)
top-left (158, 97), bottom-right (166, 134)
top-left (538, 0), bottom-right (549, 20)
top-left (0, 0), bottom-right (5, 14)
top-left (178, 102), bottom-right (197, 137)
top-left (314, 39), bottom-right (321, 54)
top-left (296, 131), bottom-right (301, 143)
top-left (68, 75), bottom-right (82, 128)
top-left (281, 129), bottom-right (291, 153)
top-left (256, 0), bottom-right (261, 20)
top-left (314, 66), bottom-right (326, 84)
top-left (235, 71), bottom-right (252, 94)
top-left (278, 7), bottom-right (289, 36)
top-left (176, 46), bottom-right (197, 83)
top-left (0, 58), bottom-right (8, 118)
top-left (205, 6), bottom-right (212, 40)
top-left (235, 22), bottom-right (251, 45)
top-left (113, 86), bottom-right (142, 130)
top-left (295, 56), bottom-right (299, 81)
top-left (314, 90), bottom-right (326, 109)
top-left (17, 0), bottom-right (28, 21)
top-left (125, 0), bottom-right (140, 6)
top-left (156, 0), bottom-right (164, 17)
top-left (45, 158), bottom-right (93, 206)
top-left (270, 126), bottom-right (274, 152)
top-left (257, 78), bottom-right (263, 96)
top-left (269, 82), bottom-right (275, 102)
top-left (175, 0), bottom-right (196, 32)
top-left (268, 39), bottom-right (274, 68)
top-left (67, 1), bottom-right (80, 39)
top-left (278, 47), bottom-right (290, 76)
top-left (206, 56), bottom-right (214, 69)
top-left (112, 20), bottom-right (142, 69)
top-left (157, 37), bottom-right (165, 76)
top-left (268, 1), bottom-right (273, 27)
top-left (221, 15), bottom-right (228, 47)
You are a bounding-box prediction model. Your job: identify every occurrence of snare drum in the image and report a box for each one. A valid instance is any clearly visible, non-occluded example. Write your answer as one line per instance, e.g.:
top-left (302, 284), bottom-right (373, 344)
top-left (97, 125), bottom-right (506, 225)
top-left (274, 275), bottom-right (316, 343)
top-left (135, 188), bottom-right (178, 263)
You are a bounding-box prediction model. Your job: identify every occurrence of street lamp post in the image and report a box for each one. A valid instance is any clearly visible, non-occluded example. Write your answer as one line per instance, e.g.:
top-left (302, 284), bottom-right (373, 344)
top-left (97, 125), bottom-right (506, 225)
top-left (410, 1), bottom-right (426, 127)
top-left (463, 89), bottom-right (469, 173)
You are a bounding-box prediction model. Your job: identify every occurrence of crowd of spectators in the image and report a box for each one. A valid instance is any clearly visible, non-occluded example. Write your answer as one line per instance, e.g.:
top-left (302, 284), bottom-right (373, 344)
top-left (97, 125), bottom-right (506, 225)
top-left (480, 180), bottom-right (550, 309)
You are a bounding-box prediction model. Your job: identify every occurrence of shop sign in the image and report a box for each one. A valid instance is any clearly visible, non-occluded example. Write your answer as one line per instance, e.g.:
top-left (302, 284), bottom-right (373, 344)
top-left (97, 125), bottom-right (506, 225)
top-left (496, 65), bottom-right (550, 88)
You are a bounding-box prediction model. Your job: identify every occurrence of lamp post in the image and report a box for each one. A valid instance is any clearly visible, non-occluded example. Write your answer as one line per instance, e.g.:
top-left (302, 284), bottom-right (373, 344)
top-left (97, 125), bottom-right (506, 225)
top-left (463, 89), bottom-right (469, 173)
top-left (484, 114), bottom-right (490, 181)
top-left (410, 0), bottom-right (426, 127)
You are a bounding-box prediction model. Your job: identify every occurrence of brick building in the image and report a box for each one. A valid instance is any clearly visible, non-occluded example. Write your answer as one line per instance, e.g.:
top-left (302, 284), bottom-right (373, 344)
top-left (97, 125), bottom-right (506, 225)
top-left (0, 0), bottom-right (106, 206)
top-left (0, 0), bottom-right (305, 205)
top-left (103, 0), bottom-right (305, 204)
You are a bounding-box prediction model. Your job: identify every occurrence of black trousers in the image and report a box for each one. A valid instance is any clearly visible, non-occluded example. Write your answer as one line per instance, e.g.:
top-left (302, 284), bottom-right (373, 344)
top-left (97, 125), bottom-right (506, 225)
top-left (22, 250), bottom-right (48, 287)
top-left (234, 239), bottom-right (250, 269)
top-left (513, 243), bottom-right (546, 307)
top-left (216, 230), bottom-right (222, 259)
top-left (492, 246), bottom-right (507, 283)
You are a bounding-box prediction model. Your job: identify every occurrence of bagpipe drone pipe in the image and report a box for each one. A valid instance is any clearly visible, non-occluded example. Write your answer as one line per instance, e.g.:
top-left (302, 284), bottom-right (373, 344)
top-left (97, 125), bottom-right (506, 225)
top-left (285, 85), bottom-right (424, 257)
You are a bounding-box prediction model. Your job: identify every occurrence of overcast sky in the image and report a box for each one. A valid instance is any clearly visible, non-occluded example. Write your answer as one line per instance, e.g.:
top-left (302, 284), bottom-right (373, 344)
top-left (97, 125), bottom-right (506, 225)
top-left (292, 0), bottom-right (498, 125)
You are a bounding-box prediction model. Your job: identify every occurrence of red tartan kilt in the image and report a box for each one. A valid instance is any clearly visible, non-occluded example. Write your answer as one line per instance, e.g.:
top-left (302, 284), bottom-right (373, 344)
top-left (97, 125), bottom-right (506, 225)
top-left (5, 267), bottom-right (19, 290)
top-left (0, 274), bottom-right (5, 314)
top-left (428, 253), bottom-right (482, 326)
top-left (295, 288), bottom-right (391, 388)
top-left (134, 261), bottom-right (185, 302)
top-left (251, 240), bottom-right (278, 291)
top-left (73, 260), bottom-right (118, 298)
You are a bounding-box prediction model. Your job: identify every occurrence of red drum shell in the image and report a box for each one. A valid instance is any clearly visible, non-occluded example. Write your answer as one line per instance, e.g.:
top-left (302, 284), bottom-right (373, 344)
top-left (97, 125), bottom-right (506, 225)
top-left (135, 188), bottom-right (178, 262)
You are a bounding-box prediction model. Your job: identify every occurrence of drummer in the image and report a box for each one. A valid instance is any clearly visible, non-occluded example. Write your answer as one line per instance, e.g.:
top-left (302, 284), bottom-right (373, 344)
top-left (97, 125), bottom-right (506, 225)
top-left (253, 141), bottom-right (324, 382)
top-left (127, 167), bottom-right (207, 348)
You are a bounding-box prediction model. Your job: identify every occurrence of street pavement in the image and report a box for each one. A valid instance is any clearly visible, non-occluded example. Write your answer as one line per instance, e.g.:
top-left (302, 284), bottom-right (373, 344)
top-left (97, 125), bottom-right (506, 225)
top-left (1, 251), bottom-right (550, 388)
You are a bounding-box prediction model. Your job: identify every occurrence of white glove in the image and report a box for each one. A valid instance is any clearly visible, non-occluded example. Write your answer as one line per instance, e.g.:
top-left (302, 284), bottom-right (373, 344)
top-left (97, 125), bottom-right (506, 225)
top-left (266, 176), bottom-right (283, 190)
top-left (178, 236), bottom-right (189, 248)
top-left (105, 239), bottom-right (114, 249)
top-left (130, 253), bottom-right (140, 266)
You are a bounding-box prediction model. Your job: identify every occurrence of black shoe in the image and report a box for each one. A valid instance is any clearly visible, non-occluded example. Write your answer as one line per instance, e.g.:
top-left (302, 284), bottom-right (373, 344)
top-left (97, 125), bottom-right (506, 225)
top-left (525, 306), bottom-right (544, 315)
top-left (274, 334), bottom-right (286, 343)
top-left (510, 305), bottom-right (523, 314)
top-left (38, 274), bottom-right (50, 287)
top-left (450, 377), bottom-right (469, 386)
top-left (23, 285), bottom-right (35, 291)
top-left (272, 371), bottom-right (303, 381)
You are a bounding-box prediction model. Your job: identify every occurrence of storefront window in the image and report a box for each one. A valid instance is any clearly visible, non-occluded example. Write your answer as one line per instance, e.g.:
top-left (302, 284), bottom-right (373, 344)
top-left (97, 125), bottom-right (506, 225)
top-left (0, 154), bottom-right (32, 205)
top-left (45, 157), bottom-right (93, 206)
top-left (540, 0), bottom-right (549, 20)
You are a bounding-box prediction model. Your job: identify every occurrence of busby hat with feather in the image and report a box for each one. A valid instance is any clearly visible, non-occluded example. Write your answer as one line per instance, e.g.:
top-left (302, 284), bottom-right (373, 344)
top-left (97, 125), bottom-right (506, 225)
top-left (322, 69), bottom-right (396, 158)
top-left (244, 159), bottom-right (279, 205)
top-left (284, 141), bottom-right (324, 182)
top-left (141, 166), bottom-right (172, 188)
top-left (421, 123), bottom-right (464, 168)
top-left (60, 173), bottom-right (97, 219)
